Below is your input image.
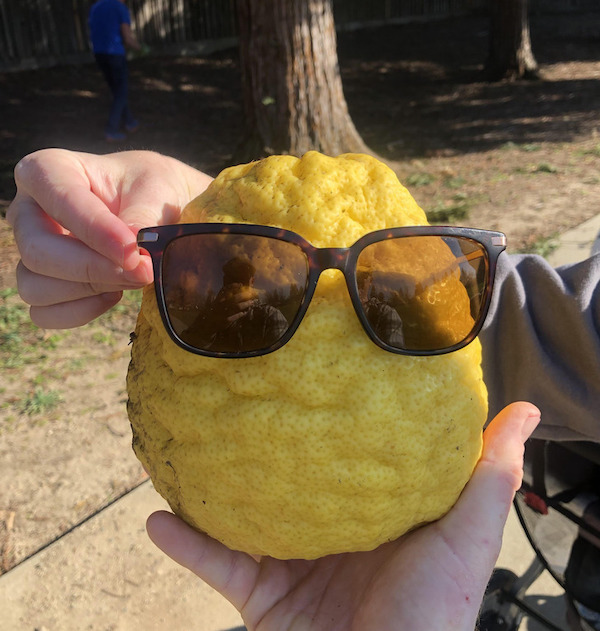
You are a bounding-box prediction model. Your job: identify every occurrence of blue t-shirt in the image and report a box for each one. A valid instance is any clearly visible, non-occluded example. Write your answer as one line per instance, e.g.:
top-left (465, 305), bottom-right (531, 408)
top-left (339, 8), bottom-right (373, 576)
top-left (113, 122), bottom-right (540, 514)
top-left (89, 0), bottom-right (131, 55)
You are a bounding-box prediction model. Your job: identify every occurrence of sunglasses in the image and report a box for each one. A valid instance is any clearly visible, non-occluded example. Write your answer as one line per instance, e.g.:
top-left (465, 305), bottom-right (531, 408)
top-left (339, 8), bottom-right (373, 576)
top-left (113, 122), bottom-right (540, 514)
top-left (138, 223), bottom-right (506, 358)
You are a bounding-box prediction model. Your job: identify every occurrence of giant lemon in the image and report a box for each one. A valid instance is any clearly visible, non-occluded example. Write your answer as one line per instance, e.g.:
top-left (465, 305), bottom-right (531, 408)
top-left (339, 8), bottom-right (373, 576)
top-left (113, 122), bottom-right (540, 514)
top-left (127, 151), bottom-right (487, 560)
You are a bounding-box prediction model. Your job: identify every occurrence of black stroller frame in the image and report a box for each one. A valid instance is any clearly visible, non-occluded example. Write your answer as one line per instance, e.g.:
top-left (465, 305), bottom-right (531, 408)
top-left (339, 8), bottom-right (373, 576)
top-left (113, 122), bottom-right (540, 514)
top-left (480, 439), bottom-right (600, 631)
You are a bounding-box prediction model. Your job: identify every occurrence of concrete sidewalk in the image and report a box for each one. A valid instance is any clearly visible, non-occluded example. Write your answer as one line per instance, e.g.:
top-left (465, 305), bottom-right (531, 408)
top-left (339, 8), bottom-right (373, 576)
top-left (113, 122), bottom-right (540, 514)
top-left (0, 481), bottom-right (245, 631)
top-left (546, 213), bottom-right (600, 267)
top-left (0, 480), bottom-right (569, 631)
top-left (1, 216), bottom-right (599, 631)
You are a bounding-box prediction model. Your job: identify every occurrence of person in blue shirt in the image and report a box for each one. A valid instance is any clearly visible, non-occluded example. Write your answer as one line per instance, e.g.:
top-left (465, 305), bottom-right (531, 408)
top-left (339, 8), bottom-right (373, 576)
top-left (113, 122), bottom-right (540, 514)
top-left (88, 0), bottom-right (141, 142)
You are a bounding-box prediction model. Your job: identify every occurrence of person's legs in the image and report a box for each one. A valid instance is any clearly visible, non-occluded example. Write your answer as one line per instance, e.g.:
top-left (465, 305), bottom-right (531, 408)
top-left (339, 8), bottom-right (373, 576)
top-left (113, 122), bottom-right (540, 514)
top-left (95, 54), bottom-right (135, 138)
top-left (111, 55), bottom-right (138, 130)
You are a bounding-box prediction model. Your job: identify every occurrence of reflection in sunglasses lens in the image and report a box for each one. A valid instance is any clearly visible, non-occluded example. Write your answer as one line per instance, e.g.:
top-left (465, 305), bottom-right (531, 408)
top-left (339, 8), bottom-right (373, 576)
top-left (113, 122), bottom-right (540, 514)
top-left (162, 234), bottom-right (309, 353)
top-left (356, 236), bottom-right (487, 351)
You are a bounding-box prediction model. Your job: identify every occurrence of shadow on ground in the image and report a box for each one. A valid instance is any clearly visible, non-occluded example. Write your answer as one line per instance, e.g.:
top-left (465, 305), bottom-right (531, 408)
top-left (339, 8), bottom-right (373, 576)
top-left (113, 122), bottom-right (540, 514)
top-left (1, 12), bottom-right (599, 207)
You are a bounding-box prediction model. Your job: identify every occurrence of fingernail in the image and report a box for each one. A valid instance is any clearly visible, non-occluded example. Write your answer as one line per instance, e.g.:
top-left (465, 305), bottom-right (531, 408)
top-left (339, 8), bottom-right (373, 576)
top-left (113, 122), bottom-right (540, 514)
top-left (521, 412), bottom-right (541, 443)
top-left (123, 258), bottom-right (153, 285)
top-left (121, 241), bottom-right (142, 272)
top-left (127, 222), bottom-right (145, 236)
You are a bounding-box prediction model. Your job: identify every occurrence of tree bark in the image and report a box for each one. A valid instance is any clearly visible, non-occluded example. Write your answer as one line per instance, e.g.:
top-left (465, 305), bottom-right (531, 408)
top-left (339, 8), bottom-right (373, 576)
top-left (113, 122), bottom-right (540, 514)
top-left (485, 0), bottom-right (539, 81)
top-left (235, 0), bottom-right (370, 161)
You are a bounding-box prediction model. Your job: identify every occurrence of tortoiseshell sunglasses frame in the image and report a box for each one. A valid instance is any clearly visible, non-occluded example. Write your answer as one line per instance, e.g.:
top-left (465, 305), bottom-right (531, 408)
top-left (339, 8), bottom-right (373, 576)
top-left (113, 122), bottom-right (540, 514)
top-left (138, 223), bottom-right (507, 358)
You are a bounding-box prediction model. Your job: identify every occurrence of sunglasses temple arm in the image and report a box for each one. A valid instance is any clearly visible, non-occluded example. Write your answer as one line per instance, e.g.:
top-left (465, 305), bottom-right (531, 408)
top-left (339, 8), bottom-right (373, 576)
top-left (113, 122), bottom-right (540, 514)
top-left (463, 250), bottom-right (486, 264)
top-left (407, 251), bottom-right (488, 301)
top-left (420, 251), bottom-right (483, 284)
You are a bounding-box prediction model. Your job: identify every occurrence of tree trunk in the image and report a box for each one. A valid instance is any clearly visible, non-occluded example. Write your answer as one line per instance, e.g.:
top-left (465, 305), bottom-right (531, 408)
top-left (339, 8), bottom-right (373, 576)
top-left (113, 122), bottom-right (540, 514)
top-left (485, 0), bottom-right (539, 81)
top-left (235, 0), bottom-right (370, 161)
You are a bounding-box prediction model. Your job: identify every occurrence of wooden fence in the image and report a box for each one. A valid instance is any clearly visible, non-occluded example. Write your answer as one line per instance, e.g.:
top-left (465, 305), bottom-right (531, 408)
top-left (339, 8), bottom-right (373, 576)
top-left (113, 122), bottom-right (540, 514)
top-left (0, 0), bottom-right (595, 71)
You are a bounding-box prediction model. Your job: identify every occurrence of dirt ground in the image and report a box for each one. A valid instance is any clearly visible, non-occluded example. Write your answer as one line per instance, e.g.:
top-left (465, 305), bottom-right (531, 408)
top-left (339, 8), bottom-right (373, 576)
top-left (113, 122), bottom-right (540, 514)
top-left (1, 12), bottom-right (600, 574)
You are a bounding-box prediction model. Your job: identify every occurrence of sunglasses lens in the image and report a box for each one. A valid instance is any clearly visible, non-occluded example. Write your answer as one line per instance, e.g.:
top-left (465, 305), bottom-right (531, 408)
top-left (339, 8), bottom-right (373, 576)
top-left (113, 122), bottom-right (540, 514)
top-left (161, 233), bottom-right (309, 354)
top-left (356, 236), bottom-right (488, 351)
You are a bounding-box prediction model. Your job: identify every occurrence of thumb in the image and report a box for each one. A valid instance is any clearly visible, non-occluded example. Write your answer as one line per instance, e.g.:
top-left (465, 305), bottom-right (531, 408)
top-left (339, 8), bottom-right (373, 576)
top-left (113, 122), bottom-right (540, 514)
top-left (118, 201), bottom-right (181, 278)
top-left (438, 402), bottom-right (541, 573)
top-left (146, 511), bottom-right (260, 612)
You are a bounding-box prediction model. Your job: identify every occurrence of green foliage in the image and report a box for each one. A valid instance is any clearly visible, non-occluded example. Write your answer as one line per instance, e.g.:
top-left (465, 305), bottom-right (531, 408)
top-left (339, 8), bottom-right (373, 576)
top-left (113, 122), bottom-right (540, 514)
top-left (405, 172), bottom-right (435, 187)
top-left (501, 141), bottom-right (542, 152)
top-left (426, 194), bottom-right (471, 224)
top-left (20, 387), bottom-right (62, 416)
top-left (1, 283), bottom-right (140, 424)
top-left (577, 144), bottom-right (600, 158)
top-left (0, 288), bottom-right (26, 328)
top-left (516, 233), bottom-right (560, 258)
top-left (535, 163), bottom-right (559, 174)
top-left (513, 163), bottom-right (559, 175)
top-left (0, 289), bottom-right (34, 365)
top-left (443, 176), bottom-right (466, 189)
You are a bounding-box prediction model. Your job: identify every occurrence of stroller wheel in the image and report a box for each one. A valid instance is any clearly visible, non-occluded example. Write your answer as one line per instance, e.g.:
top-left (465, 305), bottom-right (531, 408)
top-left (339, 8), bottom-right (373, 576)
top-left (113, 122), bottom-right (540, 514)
top-left (479, 569), bottom-right (524, 631)
top-left (479, 609), bottom-right (523, 631)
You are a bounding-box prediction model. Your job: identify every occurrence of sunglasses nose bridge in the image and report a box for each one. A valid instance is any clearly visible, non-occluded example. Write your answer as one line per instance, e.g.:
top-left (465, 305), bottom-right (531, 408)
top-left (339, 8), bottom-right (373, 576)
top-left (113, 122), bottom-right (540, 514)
top-left (314, 247), bottom-right (351, 274)
top-left (309, 247), bottom-right (354, 303)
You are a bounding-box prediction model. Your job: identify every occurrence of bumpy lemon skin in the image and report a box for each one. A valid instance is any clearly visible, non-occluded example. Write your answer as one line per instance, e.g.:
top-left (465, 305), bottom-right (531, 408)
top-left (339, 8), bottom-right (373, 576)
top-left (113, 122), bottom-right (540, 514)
top-left (127, 151), bottom-right (487, 560)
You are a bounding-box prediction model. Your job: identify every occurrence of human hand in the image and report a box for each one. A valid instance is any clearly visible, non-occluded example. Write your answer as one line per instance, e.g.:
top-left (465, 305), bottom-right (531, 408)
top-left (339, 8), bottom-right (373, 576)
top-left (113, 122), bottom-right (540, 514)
top-left (6, 148), bottom-right (212, 328)
top-left (147, 401), bottom-right (540, 631)
top-left (218, 284), bottom-right (259, 322)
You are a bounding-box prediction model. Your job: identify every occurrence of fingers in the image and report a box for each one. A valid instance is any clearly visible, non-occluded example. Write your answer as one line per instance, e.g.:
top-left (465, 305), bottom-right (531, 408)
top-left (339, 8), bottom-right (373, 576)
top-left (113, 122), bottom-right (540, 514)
top-left (14, 225), bottom-right (152, 288)
top-left (14, 249), bottom-right (151, 329)
top-left (13, 210), bottom-right (152, 327)
top-left (146, 511), bottom-right (260, 612)
top-left (92, 150), bottom-right (213, 233)
top-left (17, 256), bottom-right (139, 329)
top-left (7, 150), bottom-right (153, 323)
top-left (478, 401), bottom-right (541, 498)
top-left (7, 148), bottom-right (192, 327)
top-left (30, 292), bottom-right (124, 329)
top-left (439, 402), bottom-right (540, 573)
top-left (7, 148), bottom-right (213, 329)
top-left (13, 207), bottom-right (153, 286)
top-left (10, 149), bottom-right (142, 270)
top-left (15, 261), bottom-right (140, 306)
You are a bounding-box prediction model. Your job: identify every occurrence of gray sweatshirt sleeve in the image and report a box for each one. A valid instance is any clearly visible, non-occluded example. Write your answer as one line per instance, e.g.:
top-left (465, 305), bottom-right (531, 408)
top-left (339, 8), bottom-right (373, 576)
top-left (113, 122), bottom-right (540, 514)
top-left (479, 252), bottom-right (600, 442)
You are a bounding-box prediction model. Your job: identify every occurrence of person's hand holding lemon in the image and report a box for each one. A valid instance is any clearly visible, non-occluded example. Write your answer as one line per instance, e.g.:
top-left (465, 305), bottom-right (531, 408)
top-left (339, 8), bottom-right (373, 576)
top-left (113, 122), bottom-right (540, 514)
top-left (8, 148), bottom-right (540, 630)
